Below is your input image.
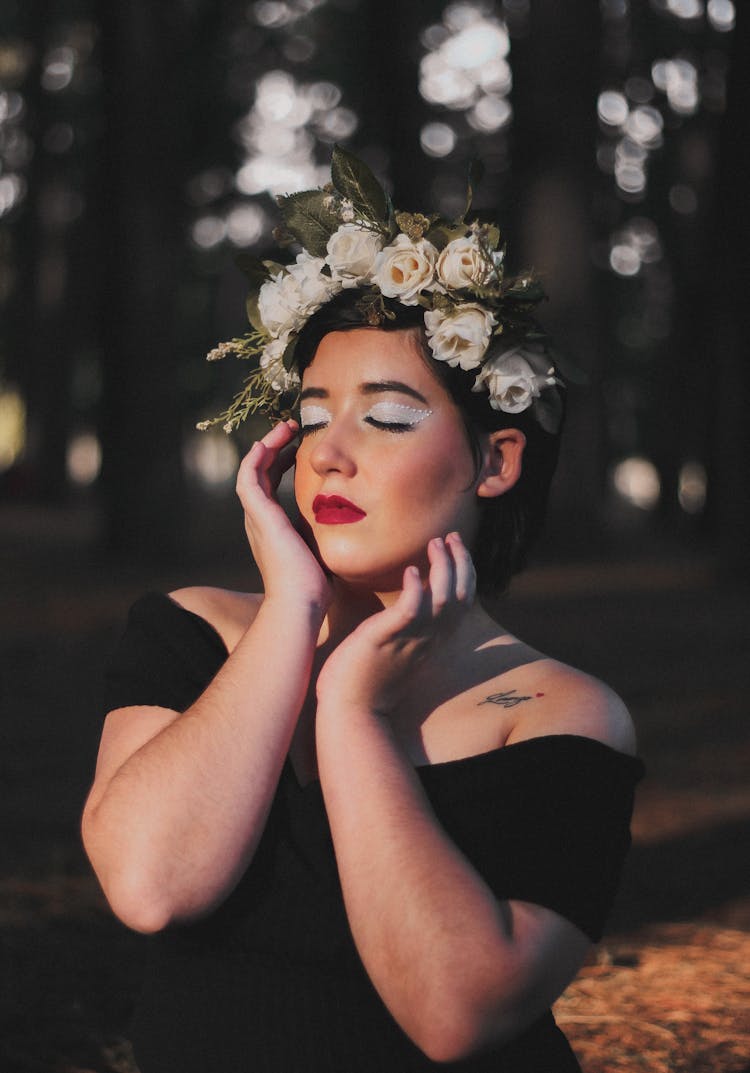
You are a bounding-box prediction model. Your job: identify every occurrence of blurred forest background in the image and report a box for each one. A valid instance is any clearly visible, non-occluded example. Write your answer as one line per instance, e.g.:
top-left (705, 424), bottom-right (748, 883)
top-left (1, 0), bottom-right (748, 569)
top-left (1, 2), bottom-right (749, 1073)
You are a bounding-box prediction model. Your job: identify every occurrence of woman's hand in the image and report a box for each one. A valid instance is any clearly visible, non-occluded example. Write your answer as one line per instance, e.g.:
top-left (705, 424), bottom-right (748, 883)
top-left (317, 532), bottom-right (476, 714)
top-left (237, 420), bottom-right (331, 612)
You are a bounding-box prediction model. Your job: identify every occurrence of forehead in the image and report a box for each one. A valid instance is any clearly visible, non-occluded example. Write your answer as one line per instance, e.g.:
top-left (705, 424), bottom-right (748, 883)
top-left (302, 327), bottom-right (441, 393)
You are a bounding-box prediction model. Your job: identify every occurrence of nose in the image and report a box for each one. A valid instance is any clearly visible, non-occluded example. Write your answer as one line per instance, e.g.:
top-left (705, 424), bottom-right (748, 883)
top-left (307, 420), bottom-right (358, 477)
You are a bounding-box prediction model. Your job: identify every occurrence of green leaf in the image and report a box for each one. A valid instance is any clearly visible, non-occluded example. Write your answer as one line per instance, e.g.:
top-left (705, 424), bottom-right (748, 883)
top-left (235, 253), bottom-right (272, 288)
top-left (424, 220), bottom-right (469, 249)
top-left (331, 144), bottom-right (389, 225)
top-left (282, 332), bottom-right (299, 373)
top-left (485, 225), bottom-right (501, 250)
top-left (505, 278), bottom-right (547, 304)
top-left (547, 344), bottom-right (589, 385)
top-left (277, 190), bottom-right (340, 257)
top-left (532, 390), bottom-right (564, 435)
top-left (462, 158), bottom-right (485, 221)
top-left (245, 292), bottom-right (266, 335)
top-left (262, 259), bottom-right (286, 277)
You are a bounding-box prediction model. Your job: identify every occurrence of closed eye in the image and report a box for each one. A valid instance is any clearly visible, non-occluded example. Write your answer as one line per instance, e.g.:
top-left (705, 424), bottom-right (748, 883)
top-left (299, 404), bottom-right (332, 436)
top-left (364, 401), bottom-right (433, 432)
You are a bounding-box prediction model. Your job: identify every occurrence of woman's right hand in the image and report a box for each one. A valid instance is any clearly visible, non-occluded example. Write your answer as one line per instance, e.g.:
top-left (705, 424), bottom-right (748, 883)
top-left (237, 419), bottom-right (331, 612)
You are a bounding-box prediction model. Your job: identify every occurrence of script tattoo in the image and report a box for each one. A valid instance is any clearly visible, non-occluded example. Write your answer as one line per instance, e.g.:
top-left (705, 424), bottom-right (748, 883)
top-left (479, 689), bottom-right (533, 709)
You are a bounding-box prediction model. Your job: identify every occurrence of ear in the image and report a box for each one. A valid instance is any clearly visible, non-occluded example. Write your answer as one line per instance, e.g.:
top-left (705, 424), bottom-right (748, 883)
top-left (476, 428), bottom-right (526, 499)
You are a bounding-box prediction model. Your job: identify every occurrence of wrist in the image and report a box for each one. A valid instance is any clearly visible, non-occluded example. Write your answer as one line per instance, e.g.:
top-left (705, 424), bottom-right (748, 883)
top-left (261, 588), bottom-right (329, 623)
top-left (255, 591), bottom-right (328, 640)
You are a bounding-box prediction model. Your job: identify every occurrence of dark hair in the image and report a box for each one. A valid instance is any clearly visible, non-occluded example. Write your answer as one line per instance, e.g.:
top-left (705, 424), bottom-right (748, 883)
top-left (295, 290), bottom-right (565, 595)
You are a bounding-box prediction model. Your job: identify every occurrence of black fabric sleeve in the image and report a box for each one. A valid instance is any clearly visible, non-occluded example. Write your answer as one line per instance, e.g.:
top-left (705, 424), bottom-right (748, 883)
top-left (419, 735), bottom-right (644, 943)
top-left (102, 592), bottom-right (229, 715)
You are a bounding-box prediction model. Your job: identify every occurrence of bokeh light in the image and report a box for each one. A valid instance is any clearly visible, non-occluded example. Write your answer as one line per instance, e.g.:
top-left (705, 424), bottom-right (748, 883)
top-left (669, 183), bottom-right (698, 214)
top-left (191, 215), bottom-right (227, 250)
top-left (188, 56), bottom-right (358, 250)
top-left (420, 121), bottom-right (457, 158)
top-left (609, 217), bottom-right (663, 276)
top-left (0, 387), bottom-right (25, 473)
top-left (41, 46), bottom-right (76, 93)
top-left (183, 431), bottom-right (240, 488)
top-left (419, 3), bottom-right (513, 146)
top-left (612, 456), bottom-right (662, 509)
top-left (664, 0), bottom-right (703, 19)
top-left (707, 0), bottom-right (735, 32)
top-left (598, 90), bottom-right (629, 128)
top-left (66, 431), bottom-right (101, 486)
top-left (678, 460), bottom-right (707, 513)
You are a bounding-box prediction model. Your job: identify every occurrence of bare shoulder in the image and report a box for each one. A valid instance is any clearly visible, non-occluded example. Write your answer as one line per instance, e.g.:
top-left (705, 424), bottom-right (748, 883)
top-left (168, 586), bottom-right (263, 653)
top-left (505, 658), bottom-right (637, 756)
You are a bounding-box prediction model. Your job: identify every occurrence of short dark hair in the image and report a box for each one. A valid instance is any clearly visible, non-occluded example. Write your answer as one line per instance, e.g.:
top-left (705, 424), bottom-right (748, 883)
top-left (295, 290), bottom-right (565, 595)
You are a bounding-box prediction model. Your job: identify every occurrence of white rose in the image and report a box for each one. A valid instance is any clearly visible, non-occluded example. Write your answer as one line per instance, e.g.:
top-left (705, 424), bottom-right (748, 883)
top-left (424, 303), bottom-right (497, 371)
top-left (258, 272), bottom-right (306, 339)
top-left (472, 346), bottom-right (558, 413)
top-left (436, 235), bottom-right (493, 291)
top-left (371, 233), bottom-right (439, 305)
top-left (287, 252), bottom-right (342, 315)
top-left (258, 256), bottom-right (341, 338)
top-left (325, 224), bottom-right (384, 288)
top-left (259, 335), bottom-right (300, 393)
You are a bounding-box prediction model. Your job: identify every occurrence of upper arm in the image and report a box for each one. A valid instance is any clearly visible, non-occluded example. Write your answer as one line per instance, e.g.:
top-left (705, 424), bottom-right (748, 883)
top-left (87, 585), bottom-right (261, 813)
top-left (85, 704), bottom-right (180, 815)
top-left (501, 900), bottom-right (591, 1026)
top-left (168, 585), bottom-right (262, 652)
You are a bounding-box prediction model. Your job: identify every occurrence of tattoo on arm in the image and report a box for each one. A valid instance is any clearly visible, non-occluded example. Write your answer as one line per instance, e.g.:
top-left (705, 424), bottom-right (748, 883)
top-left (479, 689), bottom-right (534, 709)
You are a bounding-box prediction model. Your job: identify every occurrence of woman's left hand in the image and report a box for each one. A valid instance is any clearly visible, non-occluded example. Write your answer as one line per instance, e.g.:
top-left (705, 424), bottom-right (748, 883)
top-left (316, 532), bottom-right (476, 714)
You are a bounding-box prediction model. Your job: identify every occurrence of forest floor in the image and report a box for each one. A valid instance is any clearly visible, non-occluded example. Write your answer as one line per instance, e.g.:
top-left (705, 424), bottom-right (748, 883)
top-left (1, 504), bottom-right (749, 1073)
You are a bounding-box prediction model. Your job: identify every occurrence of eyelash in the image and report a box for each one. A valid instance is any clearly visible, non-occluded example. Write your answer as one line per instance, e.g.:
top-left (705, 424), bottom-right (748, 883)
top-left (299, 417), bottom-right (413, 437)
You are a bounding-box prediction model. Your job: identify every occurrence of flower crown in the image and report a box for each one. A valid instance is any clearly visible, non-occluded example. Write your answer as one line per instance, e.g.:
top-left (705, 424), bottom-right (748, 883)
top-left (199, 146), bottom-right (563, 434)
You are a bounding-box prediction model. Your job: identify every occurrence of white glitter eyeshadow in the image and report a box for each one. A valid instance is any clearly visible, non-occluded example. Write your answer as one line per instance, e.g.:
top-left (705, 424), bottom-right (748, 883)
top-left (300, 404), bottom-right (332, 427)
top-left (366, 402), bottom-right (433, 425)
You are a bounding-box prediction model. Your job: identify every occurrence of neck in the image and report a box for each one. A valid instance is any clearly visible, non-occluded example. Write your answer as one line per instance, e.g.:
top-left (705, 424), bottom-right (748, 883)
top-left (318, 577), bottom-right (400, 647)
top-left (318, 575), bottom-right (498, 657)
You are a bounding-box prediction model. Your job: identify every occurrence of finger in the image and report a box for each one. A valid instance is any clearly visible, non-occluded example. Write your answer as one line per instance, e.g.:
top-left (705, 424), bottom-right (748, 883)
top-left (361, 566), bottom-right (427, 645)
top-left (237, 442), bottom-right (285, 506)
top-left (426, 536), bottom-right (455, 617)
top-left (445, 531), bottom-right (476, 604)
top-left (263, 439), bottom-right (299, 493)
top-left (249, 420), bottom-right (298, 488)
top-left (260, 418), bottom-right (298, 450)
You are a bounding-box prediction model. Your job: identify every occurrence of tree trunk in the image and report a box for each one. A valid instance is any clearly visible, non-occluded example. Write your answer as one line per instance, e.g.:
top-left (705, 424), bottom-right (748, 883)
top-left (712, 5), bottom-right (750, 582)
top-left (97, 1), bottom-right (189, 560)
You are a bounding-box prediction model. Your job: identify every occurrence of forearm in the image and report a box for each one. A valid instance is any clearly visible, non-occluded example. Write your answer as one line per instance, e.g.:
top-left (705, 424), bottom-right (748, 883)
top-left (316, 706), bottom-right (531, 1062)
top-left (83, 597), bottom-right (323, 931)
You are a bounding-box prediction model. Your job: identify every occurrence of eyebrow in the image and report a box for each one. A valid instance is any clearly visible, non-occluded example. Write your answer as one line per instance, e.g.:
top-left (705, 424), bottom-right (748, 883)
top-left (299, 380), bottom-right (429, 404)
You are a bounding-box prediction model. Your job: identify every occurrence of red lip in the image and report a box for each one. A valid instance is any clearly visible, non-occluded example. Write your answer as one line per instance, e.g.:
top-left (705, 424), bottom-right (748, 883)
top-left (312, 494), bottom-right (367, 525)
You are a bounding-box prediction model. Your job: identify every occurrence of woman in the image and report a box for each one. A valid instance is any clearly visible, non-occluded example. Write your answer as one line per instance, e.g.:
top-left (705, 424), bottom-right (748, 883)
top-left (83, 149), bottom-right (642, 1072)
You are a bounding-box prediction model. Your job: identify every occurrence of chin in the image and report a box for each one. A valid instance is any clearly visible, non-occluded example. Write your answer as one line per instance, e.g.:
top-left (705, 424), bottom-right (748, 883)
top-left (319, 544), bottom-right (427, 594)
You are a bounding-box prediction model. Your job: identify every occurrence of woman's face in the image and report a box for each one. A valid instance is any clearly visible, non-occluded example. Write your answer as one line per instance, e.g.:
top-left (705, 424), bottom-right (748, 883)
top-left (294, 327), bottom-right (482, 592)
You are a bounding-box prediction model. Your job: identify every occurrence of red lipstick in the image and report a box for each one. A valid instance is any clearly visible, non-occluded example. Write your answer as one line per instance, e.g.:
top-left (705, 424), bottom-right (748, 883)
top-left (312, 494), bottom-right (366, 525)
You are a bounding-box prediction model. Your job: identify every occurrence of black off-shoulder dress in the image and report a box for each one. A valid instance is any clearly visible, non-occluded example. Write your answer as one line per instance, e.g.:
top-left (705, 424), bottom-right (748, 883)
top-left (102, 593), bottom-right (644, 1073)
